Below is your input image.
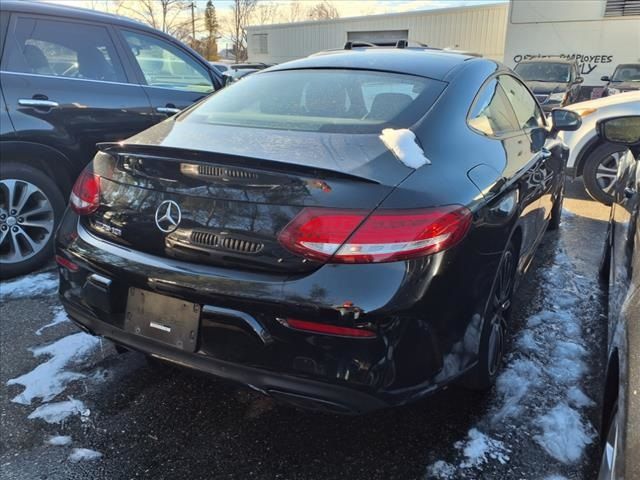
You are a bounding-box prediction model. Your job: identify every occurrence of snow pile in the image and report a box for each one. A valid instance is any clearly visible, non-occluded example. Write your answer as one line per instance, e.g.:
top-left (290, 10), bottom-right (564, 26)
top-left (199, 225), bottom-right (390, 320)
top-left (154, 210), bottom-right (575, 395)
top-left (0, 271), bottom-right (58, 300)
top-left (35, 306), bottom-right (70, 336)
top-left (427, 429), bottom-right (509, 478)
top-left (28, 398), bottom-right (88, 424)
top-left (7, 332), bottom-right (99, 405)
top-left (379, 128), bottom-right (431, 169)
top-left (68, 448), bottom-right (102, 463)
top-left (426, 243), bottom-right (598, 477)
top-left (46, 435), bottom-right (72, 446)
top-left (534, 403), bottom-right (595, 463)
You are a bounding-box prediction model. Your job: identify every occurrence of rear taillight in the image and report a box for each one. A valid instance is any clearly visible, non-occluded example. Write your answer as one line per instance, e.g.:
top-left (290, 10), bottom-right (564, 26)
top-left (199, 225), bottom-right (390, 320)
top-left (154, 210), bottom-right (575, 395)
top-left (70, 167), bottom-right (100, 215)
top-left (281, 318), bottom-right (376, 338)
top-left (278, 206), bottom-right (472, 263)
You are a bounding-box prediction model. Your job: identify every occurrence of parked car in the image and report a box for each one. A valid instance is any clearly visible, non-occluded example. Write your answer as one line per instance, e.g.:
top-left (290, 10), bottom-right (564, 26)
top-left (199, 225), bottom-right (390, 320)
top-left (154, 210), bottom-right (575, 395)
top-left (55, 48), bottom-right (581, 414)
top-left (560, 91), bottom-right (640, 205)
top-left (602, 63), bottom-right (640, 97)
top-left (513, 58), bottom-right (583, 113)
top-left (597, 115), bottom-right (640, 480)
top-left (0, 0), bottom-right (223, 278)
top-left (222, 63), bottom-right (271, 85)
top-left (209, 61), bottom-right (230, 73)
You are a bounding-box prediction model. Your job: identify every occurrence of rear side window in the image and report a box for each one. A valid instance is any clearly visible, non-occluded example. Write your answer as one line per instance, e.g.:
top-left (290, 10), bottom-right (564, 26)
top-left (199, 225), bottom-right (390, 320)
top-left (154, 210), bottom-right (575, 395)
top-left (4, 17), bottom-right (126, 83)
top-left (468, 79), bottom-right (520, 137)
top-left (184, 69), bottom-right (445, 133)
top-left (499, 75), bottom-right (545, 130)
top-left (122, 30), bottom-right (213, 93)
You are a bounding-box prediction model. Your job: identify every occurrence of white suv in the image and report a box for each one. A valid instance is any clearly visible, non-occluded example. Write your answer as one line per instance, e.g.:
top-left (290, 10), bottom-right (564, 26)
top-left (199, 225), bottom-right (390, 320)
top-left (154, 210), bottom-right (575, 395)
top-left (560, 91), bottom-right (640, 204)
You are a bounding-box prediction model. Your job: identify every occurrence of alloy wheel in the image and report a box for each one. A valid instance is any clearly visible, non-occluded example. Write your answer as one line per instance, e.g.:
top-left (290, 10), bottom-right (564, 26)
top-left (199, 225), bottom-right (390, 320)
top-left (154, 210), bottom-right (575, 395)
top-left (0, 179), bottom-right (55, 265)
top-left (488, 250), bottom-right (514, 376)
top-left (595, 151), bottom-right (623, 195)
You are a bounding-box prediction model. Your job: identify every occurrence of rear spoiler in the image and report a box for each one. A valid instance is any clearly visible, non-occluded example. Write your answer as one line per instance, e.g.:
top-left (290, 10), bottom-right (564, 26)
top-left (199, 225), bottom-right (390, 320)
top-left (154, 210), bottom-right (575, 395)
top-left (96, 142), bottom-right (380, 185)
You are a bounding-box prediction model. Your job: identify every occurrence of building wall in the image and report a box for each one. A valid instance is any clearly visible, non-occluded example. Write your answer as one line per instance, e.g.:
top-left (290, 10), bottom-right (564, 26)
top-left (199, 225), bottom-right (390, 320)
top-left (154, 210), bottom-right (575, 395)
top-left (246, 3), bottom-right (509, 64)
top-left (505, 0), bottom-right (640, 90)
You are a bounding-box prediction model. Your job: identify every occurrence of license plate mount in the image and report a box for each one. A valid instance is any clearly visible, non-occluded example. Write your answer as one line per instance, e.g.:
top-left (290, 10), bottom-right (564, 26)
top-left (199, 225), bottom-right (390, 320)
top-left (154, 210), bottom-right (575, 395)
top-left (125, 288), bottom-right (200, 352)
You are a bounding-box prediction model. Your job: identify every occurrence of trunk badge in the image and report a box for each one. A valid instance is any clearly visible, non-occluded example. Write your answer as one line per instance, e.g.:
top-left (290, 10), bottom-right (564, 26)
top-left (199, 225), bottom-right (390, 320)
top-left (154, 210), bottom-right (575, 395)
top-left (155, 200), bottom-right (182, 233)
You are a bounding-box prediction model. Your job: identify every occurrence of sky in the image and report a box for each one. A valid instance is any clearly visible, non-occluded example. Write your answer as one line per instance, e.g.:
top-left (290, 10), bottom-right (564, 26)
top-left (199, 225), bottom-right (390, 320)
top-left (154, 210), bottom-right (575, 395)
top-left (47, 0), bottom-right (508, 21)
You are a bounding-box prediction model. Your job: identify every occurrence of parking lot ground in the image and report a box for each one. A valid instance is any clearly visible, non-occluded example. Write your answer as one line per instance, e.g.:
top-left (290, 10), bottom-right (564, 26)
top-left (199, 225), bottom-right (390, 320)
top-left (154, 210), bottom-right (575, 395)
top-left (0, 178), bottom-right (610, 480)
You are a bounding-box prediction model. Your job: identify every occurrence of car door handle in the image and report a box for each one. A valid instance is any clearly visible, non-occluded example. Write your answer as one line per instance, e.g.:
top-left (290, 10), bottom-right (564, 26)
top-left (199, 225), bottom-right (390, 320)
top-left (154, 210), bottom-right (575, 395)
top-left (625, 187), bottom-right (637, 198)
top-left (18, 98), bottom-right (59, 109)
top-left (156, 106), bottom-right (181, 114)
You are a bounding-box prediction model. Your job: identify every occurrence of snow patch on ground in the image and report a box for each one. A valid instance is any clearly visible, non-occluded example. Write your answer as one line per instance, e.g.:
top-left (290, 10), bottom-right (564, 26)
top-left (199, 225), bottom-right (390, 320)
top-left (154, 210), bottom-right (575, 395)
top-left (534, 403), bottom-right (595, 463)
top-left (426, 429), bottom-right (509, 478)
top-left (426, 244), bottom-right (598, 476)
top-left (46, 435), bottom-right (73, 446)
top-left (35, 306), bottom-right (70, 336)
top-left (0, 271), bottom-right (58, 300)
top-left (545, 476), bottom-right (569, 480)
top-left (379, 128), bottom-right (430, 169)
top-left (7, 332), bottom-right (99, 405)
top-left (68, 448), bottom-right (102, 463)
top-left (28, 398), bottom-right (87, 424)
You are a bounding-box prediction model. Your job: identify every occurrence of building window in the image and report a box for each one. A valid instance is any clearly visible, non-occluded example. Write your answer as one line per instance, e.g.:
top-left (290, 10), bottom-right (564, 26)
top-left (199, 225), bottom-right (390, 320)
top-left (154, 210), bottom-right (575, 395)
top-left (252, 34), bottom-right (268, 54)
top-left (604, 0), bottom-right (640, 17)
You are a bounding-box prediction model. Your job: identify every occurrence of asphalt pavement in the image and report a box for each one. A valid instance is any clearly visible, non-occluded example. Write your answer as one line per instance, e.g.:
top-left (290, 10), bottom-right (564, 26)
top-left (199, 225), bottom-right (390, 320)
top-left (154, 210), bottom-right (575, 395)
top-left (0, 178), bottom-right (610, 480)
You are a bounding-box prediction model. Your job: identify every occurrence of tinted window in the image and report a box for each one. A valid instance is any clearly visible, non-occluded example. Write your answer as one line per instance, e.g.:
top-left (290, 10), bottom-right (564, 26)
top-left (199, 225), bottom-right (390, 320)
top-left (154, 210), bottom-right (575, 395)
top-left (514, 62), bottom-right (571, 83)
top-left (468, 79), bottom-right (520, 137)
top-left (499, 75), bottom-right (545, 130)
top-left (184, 69), bottom-right (445, 134)
top-left (122, 30), bottom-right (213, 93)
top-left (5, 17), bottom-right (126, 82)
top-left (612, 64), bottom-right (640, 82)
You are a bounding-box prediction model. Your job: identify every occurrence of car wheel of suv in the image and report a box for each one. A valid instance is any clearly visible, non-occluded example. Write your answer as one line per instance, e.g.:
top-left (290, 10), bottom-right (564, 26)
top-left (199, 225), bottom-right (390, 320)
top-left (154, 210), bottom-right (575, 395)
top-left (0, 163), bottom-right (65, 279)
top-left (547, 183), bottom-right (564, 231)
top-left (583, 143), bottom-right (625, 205)
top-left (463, 242), bottom-right (517, 390)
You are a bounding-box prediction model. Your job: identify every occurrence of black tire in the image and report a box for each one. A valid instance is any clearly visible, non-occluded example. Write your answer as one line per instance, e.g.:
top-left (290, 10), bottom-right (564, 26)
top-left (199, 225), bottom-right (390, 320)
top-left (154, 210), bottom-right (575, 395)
top-left (547, 182), bottom-right (564, 231)
top-left (0, 163), bottom-right (65, 279)
top-left (583, 143), bottom-right (626, 206)
top-left (462, 242), bottom-right (517, 390)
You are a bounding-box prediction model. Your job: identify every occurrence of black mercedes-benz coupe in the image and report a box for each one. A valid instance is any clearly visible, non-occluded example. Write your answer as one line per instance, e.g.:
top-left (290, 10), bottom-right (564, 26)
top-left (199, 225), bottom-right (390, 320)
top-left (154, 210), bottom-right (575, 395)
top-left (55, 48), bottom-right (581, 414)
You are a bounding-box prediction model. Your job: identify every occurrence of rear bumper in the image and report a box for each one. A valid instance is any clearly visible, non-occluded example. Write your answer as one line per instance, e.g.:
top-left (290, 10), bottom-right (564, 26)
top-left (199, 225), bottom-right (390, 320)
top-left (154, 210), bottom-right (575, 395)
top-left (55, 211), bottom-right (495, 413)
top-left (62, 299), bottom-right (388, 414)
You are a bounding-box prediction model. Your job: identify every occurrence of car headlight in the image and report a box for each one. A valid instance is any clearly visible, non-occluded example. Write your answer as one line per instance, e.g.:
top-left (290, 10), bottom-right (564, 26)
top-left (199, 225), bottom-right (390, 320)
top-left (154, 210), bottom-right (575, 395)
top-left (607, 87), bottom-right (621, 95)
top-left (548, 92), bottom-right (567, 102)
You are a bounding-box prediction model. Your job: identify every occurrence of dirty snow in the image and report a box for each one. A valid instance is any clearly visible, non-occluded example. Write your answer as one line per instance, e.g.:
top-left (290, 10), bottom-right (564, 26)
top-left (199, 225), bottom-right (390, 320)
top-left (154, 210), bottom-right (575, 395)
top-left (426, 429), bottom-right (509, 478)
top-left (426, 244), bottom-right (597, 476)
top-left (46, 435), bottom-right (73, 446)
top-left (534, 403), bottom-right (595, 463)
top-left (379, 128), bottom-right (430, 169)
top-left (68, 448), bottom-right (102, 463)
top-left (0, 271), bottom-right (58, 300)
top-left (28, 398), bottom-right (87, 424)
top-left (7, 332), bottom-right (99, 405)
top-left (35, 306), bottom-right (70, 336)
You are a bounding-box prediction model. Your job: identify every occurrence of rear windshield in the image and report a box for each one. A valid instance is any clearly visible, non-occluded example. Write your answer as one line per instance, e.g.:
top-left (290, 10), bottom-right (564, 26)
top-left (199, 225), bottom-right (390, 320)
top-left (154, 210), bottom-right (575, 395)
top-left (183, 69), bottom-right (445, 133)
top-left (514, 62), bottom-right (571, 83)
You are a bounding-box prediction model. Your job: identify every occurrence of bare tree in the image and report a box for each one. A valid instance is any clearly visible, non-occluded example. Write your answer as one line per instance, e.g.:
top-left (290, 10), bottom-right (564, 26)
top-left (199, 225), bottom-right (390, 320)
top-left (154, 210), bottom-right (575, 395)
top-left (252, 3), bottom-right (280, 25)
top-left (204, 0), bottom-right (220, 59)
top-left (307, 1), bottom-right (339, 21)
top-left (115, 0), bottom-right (193, 41)
top-left (284, 1), bottom-right (305, 23)
top-left (228, 0), bottom-right (258, 62)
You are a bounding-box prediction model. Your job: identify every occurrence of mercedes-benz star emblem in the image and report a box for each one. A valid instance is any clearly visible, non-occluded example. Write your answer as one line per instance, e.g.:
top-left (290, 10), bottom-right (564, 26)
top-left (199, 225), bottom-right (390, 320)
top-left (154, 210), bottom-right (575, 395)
top-left (155, 200), bottom-right (182, 233)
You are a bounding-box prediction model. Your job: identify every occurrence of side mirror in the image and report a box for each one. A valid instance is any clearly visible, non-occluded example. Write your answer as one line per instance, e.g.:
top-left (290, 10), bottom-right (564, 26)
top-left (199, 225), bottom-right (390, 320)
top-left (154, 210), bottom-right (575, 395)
top-left (601, 75), bottom-right (610, 82)
top-left (551, 109), bottom-right (582, 133)
top-left (597, 116), bottom-right (640, 146)
top-left (575, 77), bottom-right (584, 84)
